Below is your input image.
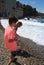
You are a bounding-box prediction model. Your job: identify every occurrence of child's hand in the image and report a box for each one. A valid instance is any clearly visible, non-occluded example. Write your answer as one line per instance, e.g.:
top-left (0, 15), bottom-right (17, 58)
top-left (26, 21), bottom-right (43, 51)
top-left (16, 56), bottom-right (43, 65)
top-left (14, 37), bottom-right (18, 41)
top-left (8, 39), bottom-right (14, 42)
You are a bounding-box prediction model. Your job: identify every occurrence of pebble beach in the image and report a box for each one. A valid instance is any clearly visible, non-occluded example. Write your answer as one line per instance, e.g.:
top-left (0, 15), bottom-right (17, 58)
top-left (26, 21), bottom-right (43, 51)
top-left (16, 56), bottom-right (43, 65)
top-left (0, 23), bottom-right (44, 65)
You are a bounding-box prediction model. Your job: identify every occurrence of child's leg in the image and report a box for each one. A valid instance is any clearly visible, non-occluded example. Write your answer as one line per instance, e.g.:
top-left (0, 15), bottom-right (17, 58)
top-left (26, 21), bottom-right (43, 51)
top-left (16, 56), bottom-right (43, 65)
top-left (8, 54), bottom-right (15, 65)
top-left (8, 51), bottom-right (16, 65)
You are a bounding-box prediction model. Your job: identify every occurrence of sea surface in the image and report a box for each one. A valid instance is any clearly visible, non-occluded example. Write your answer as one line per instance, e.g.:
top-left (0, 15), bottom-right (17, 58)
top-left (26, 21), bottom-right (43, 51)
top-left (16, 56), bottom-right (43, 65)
top-left (0, 18), bottom-right (44, 46)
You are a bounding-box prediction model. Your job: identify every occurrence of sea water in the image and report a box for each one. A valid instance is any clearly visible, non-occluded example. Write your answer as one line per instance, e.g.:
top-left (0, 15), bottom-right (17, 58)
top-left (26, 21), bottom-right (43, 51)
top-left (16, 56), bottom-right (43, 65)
top-left (0, 18), bottom-right (44, 46)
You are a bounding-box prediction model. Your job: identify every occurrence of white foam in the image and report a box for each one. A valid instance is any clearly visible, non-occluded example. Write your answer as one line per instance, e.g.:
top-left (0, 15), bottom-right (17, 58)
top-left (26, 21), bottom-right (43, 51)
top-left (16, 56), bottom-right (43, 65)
top-left (19, 19), bottom-right (44, 27)
top-left (1, 19), bottom-right (9, 28)
top-left (1, 18), bottom-right (44, 46)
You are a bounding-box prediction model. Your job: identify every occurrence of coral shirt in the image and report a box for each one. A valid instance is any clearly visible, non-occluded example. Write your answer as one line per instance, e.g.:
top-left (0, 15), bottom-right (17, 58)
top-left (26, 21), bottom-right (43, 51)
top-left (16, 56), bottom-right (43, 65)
top-left (4, 25), bottom-right (17, 51)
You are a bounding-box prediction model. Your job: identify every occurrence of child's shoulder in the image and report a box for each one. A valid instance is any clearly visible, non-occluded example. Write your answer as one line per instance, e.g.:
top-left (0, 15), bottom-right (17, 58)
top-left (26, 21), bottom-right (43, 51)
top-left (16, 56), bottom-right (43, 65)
top-left (5, 26), bottom-right (13, 33)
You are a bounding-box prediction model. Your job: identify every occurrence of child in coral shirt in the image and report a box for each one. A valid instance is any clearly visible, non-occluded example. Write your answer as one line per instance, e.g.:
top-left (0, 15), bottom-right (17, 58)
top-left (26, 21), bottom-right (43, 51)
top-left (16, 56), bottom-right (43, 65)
top-left (4, 16), bottom-right (18, 65)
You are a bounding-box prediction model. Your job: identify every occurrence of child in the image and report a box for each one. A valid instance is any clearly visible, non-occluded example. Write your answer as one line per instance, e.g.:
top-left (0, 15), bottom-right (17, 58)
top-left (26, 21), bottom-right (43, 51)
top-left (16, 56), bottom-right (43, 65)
top-left (4, 16), bottom-right (18, 65)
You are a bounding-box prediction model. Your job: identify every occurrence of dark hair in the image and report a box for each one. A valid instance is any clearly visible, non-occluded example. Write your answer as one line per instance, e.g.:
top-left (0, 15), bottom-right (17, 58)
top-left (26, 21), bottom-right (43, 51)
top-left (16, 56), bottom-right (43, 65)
top-left (9, 16), bottom-right (18, 25)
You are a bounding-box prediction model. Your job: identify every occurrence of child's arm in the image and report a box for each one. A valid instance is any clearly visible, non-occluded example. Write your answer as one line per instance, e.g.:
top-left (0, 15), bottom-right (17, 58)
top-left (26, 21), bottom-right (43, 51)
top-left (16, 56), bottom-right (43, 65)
top-left (15, 27), bottom-right (20, 40)
top-left (16, 33), bottom-right (20, 41)
top-left (8, 38), bottom-right (16, 42)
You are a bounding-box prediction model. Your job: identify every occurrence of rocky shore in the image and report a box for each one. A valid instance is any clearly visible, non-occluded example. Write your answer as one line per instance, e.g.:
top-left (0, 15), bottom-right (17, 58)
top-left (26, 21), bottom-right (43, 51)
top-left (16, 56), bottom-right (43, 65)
top-left (0, 25), bottom-right (44, 65)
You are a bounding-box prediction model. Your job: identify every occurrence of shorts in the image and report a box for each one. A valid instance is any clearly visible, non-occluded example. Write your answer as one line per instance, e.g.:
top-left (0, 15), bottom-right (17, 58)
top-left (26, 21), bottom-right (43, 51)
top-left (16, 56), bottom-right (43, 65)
top-left (11, 51), bottom-right (17, 56)
top-left (11, 49), bottom-right (21, 56)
